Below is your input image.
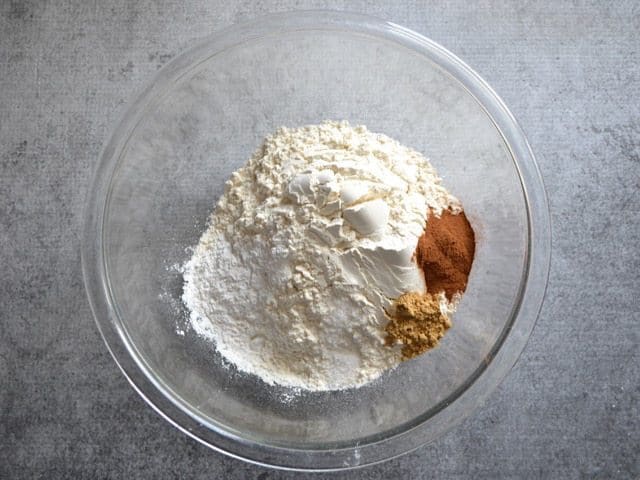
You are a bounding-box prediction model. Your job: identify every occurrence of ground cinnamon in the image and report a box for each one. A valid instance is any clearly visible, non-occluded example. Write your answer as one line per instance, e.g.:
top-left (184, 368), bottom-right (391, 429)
top-left (415, 209), bottom-right (475, 299)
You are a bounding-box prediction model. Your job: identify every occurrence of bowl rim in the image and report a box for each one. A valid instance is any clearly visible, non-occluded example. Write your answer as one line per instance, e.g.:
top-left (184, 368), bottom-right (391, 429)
top-left (81, 10), bottom-right (551, 472)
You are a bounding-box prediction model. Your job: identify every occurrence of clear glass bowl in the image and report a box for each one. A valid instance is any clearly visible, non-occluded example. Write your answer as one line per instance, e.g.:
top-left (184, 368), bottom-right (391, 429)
top-left (82, 11), bottom-right (550, 471)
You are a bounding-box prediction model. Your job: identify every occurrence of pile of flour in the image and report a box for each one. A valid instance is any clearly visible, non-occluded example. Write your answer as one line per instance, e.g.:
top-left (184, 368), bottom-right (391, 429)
top-left (182, 121), bottom-right (459, 391)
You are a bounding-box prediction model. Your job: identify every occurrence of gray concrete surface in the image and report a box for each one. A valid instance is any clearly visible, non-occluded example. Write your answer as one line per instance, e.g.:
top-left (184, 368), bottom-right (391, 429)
top-left (1, 1), bottom-right (638, 478)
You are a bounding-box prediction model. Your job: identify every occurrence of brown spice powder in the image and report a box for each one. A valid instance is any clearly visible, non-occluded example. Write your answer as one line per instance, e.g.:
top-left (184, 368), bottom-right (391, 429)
top-left (384, 208), bottom-right (475, 360)
top-left (415, 209), bottom-right (475, 300)
top-left (385, 292), bottom-right (451, 360)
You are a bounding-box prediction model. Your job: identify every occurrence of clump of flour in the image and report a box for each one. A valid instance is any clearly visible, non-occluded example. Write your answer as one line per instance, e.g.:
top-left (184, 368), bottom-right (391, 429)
top-left (182, 121), bottom-right (459, 391)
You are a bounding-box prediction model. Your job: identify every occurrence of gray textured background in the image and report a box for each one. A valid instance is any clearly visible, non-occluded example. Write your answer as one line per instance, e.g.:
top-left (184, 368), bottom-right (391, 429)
top-left (1, 1), bottom-right (638, 478)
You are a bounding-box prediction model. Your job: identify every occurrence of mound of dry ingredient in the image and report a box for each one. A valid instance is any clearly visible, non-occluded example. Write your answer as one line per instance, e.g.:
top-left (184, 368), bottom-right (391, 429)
top-left (386, 209), bottom-right (475, 359)
top-left (385, 292), bottom-right (451, 359)
top-left (182, 121), bottom-right (475, 391)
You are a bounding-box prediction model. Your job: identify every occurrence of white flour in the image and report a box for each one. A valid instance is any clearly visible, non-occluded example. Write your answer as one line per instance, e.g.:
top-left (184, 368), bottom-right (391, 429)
top-left (182, 121), bottom-right (459, 391)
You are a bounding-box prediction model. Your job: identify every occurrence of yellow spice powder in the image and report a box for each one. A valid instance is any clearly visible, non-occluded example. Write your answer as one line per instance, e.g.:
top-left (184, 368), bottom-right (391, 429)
top-left (385, 292), bottom-right (451, 360)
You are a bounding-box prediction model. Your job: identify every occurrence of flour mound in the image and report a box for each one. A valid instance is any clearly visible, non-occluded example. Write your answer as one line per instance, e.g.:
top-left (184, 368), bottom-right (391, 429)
top-left (182, 121), bottom-right (458, 391)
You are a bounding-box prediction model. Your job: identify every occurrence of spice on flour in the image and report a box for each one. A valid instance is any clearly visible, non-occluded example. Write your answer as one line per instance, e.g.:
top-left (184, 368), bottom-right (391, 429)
top-left (385, 292), bottom-right (451, 360)
top-left (383, 208), bottom-right (476, 358)
top-left (416, 209), bottom-right (475, 300)
top-left (181, 121), bottom-right (475, 391)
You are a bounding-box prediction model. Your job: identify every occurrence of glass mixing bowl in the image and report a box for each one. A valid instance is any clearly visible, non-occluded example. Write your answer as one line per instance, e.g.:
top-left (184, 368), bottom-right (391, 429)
top-left (82, 11), bottom-right (550, 471)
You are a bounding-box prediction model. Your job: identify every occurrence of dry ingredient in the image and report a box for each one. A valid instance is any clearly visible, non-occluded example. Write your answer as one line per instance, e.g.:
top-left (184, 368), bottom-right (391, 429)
top-left (416, 209), bottom-right (475, 300)
top-left (182, 121), bottom-right (474, 391)
top-left (384, 209), bottom-right (475, 357)
top-left (385, 292), bottom-right (451, 360)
